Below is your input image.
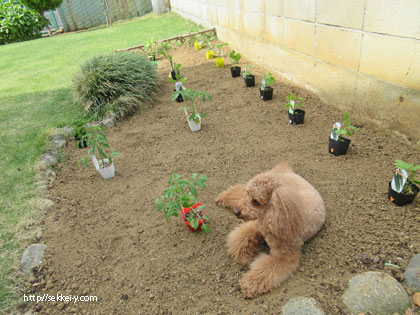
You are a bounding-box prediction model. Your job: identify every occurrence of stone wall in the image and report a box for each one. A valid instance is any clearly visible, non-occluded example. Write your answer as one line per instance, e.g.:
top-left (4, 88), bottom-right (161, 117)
top-left (170, 0), bottom-right (420, 144)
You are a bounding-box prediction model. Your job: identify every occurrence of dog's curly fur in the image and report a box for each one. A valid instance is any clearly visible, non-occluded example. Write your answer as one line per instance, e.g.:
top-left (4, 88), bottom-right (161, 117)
top-left (216, 162), bottom-right (326, 298)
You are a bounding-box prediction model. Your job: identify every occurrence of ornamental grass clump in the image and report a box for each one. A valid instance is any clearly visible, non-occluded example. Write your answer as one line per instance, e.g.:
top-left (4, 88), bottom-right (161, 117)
top-left (73, 52), bottom-right (159, 120)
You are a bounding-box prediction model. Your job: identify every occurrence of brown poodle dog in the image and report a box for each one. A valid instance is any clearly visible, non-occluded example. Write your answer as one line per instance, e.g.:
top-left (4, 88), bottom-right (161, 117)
top-left (216, 163), bottom-right (326, 298)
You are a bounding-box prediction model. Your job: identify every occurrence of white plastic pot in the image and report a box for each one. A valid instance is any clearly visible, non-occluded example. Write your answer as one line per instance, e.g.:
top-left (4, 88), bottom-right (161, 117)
top-left (184, 108), bottom-right (201, 132)
top-left (91, 156), bottom-right (115, 179)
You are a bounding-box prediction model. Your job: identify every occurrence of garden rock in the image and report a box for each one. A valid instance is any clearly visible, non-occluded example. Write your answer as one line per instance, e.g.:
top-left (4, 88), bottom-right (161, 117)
top-left (21, 244), bottom-right (47, 276)
top-left (37, 169), bottom-right (56, 188)
top-left (39, 151), bottom-right (58, 169)
top-left (50, 134), bottom-right (67, 151)
top-left (36, 198), bottom-right (54, 211)
top-left (281, 297), bottom-right (324, 315)
top-left (101, 118), bottom-right (115, 128)
top-left (342, 271), bottom-right (411, 314)
top-left (59, 126), bottom-right (74, 137)
top-left (404, 253), bottom-right (420, 292)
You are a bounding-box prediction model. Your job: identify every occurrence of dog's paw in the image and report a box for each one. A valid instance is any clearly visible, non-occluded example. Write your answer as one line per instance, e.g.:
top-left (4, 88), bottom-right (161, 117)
top-left (239, 263), bottom-right (274, 298)
top-left (239, 275), bottom-right (269, 299)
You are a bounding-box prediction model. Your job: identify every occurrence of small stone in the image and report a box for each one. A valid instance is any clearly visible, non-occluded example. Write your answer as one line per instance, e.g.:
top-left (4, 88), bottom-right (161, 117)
top-left (60, 127), bottom-right (74, 137)
top-left (149, 294), bottom-right (154, 299)
top-left (282, 297), bottom-right (325, 315)
top-left (101, 118), bottom-right (115, 128)
top-left (21, 244), bottom-right (47, 276)
top-left (37, 198), bottom-right (54, 211)
top-left (50, 134), bottom-right (67, 151)
top-left (343, 271), bottom-right (410, 315)
top-left (413, 292), bottom-right (420, 307)
top-left (404, 253), bottom-right (420, 292)
top-left (39, 151), bottom-right (58, 169)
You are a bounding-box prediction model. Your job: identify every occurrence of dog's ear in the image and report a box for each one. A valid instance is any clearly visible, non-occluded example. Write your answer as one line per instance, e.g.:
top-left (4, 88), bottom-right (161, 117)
top-left (262, 185), bottom-right (303, 242)
top-left (246, 174), bottom-right (277, 207)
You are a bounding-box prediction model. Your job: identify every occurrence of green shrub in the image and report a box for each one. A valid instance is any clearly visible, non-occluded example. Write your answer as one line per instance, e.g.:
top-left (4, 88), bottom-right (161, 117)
top-left (73, 52), bottom-right (159, 120)
top-left (0, 0), bottom-right (45, 45)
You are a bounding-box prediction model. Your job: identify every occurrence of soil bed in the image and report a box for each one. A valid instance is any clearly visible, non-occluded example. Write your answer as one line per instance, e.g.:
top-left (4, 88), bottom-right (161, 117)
top-left (26, 47), bottom-right (419, 314)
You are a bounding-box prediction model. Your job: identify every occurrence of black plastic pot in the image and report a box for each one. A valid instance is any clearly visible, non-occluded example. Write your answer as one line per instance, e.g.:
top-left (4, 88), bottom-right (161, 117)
top-left (388, 181), bottom-right (419, 206)
top-left (173, 88), bottom-right (183, 103)
top-left (288, 109), bottom-right (305, 125)
top-left (328, 136), bottom-right (351, 156)
top-left (170, 70), bottom-right (179, 81)
top-left (260, 87), bottom-right (273, 101)
top-left (244, 75), bottom-right (255, 87)
top-left (230, 66), bottom-right (241, 78)
top-left (75, 137), bottom-right (87, 149)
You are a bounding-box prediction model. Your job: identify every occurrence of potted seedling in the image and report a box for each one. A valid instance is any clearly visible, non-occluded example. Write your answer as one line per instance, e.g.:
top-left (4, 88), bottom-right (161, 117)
top-left (328, 112), bottom-right (358, 156)
top-left (260, 72), bottom-right (275, 101)
top-left (155, 173), bottom-right (210, 234)
top-left (215, 42), bottom-right (228, 68)
top-left (229, 50), bottom-right (242, 78)
top-left (144, 37), bottom-right (157, 64)
top-left (71, 117), bottom-right (89, 148)
top-left (388, 160), bottom-right (420, 206)
top-left (243, 64), bottom-right (256, 87)
top-left (194, 33), bottom-right (204, 50)
top-left (158, 41), bottom-right (178, 80)
top-left (169, 63), bottom-right (187, 102)
top-left (205, 36), bottom-right (215, 59)
top-left (79, 125), bottom-right (120, 179)
top-left (285, 93), bottom-right (305, 125)
top-left (173, 88), bottom-right (210, 132)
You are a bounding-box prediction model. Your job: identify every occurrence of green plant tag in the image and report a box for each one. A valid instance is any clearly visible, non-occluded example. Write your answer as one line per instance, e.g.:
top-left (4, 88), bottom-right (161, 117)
top-left (391, 168), bottom-right (408, 193)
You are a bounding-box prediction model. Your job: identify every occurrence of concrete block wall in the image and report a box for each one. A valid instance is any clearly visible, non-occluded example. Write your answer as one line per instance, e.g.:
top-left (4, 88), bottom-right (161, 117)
top-left (170, 0), bottom-right (420, 144)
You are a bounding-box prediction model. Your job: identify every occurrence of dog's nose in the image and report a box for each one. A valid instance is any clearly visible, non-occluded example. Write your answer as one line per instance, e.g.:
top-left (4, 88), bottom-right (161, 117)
top-left (233, 208), bottom-right (241, 217)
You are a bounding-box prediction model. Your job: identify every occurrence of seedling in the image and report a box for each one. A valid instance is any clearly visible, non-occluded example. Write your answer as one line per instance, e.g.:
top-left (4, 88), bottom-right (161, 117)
top-left (157, 41), bottom-right (175, 72)
top-left (243, 64), bottom-right (255, 77)
top-left (155, 173), bottom-right (211, 234)
top-left (337, 112), bottom-right (358, 139)
top-left (285, 93), bottom-right (303, 114)
top-left (173, 88), bottom-right (211, 124)
top-left (216, 42), bottom-right (228, 57)
top-left (144, 37), bottom-right (156, 59)
top-left (71, 117), bottom-right (89, 147)
top-left (261, 72), bottom-right (275, 91)
top-left (169, 63), bottom-right (187, 90)
top-left (79, 125), bottom-right (120, 168)
top-left (393, 160), bottom-right (420, 194)
top-left (229, 50), bottom-right (241, 65)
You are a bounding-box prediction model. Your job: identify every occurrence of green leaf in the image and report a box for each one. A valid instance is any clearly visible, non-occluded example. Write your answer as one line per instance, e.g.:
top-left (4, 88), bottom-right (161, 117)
top-left (201, 224), bottom-right (211, 235)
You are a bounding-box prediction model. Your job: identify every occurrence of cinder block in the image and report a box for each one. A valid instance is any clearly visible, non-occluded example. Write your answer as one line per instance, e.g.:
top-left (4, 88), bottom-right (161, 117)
top-left (360, 34), bottom-right (420, 90)
top-left (316, 0), bottom-right (364, 29)
top-left (217, 5), bottom-right (229, 27)
top-left (228, 8), bottom-right (243, 33)
top-left (284, 0), bottom-right (316, 22)
top-left (364, 0), bottom-right (420, 39)
top-left (264, 15), bottom-right (284, 46)
top-left (217, 25), bottom-right (242, 53)
top-left (242, 0), bottom-right (264, 13)
top-left (264, 0), bottom-right (283, 17)
top-left (316, 26), bottom-right (362, 70)
top-left (242, 11), bottom-right (265, 38)
top-left (224, 0), bottom-right (241, 9)
top-left (285, 20), bottom-right (315, 56)
top-left (199, 3), bottom-right (208, 20)
top-left (207, 4), bottom-right (218, 24)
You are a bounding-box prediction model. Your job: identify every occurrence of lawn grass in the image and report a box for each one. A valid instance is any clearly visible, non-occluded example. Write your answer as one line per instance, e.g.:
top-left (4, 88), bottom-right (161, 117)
top-left (0, 12), bottom-right (201, 312)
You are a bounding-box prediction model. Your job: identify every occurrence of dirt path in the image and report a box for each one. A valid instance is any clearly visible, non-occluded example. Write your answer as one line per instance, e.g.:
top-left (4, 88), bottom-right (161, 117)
top-left (26, 47), bottom-right (419, 314)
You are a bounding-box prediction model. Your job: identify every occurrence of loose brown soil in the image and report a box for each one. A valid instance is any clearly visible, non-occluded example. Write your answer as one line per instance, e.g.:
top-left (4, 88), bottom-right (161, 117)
top-left (26, 47), bottom-right (419, 314)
